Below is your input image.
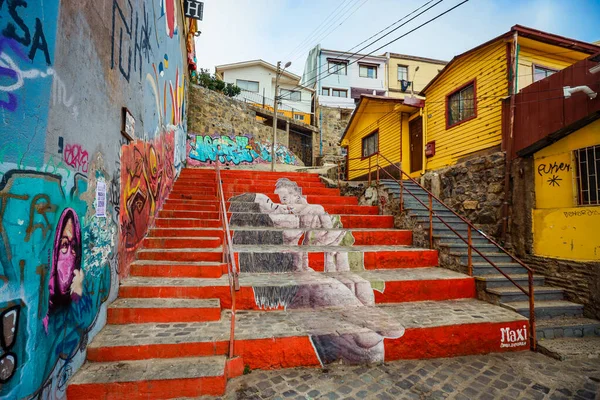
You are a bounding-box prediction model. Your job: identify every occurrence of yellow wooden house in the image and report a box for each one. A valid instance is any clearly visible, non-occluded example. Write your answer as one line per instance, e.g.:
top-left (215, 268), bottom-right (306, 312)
top-left (420, 25), bottom-right (600, 172)
top-left (340, 95), bottom-right (423, 180)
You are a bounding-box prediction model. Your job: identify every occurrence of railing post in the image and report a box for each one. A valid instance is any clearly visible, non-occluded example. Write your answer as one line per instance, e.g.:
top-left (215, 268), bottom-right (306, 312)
top-left (400, 175), bottom-right (404, 213)
top-left (368, 157), bottom-right (372, 186)
top-left (376, 153), bottom-right (380, 185)
top-left (467, 226), bottom-right (473, 276)
top-left (528, 271), bottom-right (537, 351)
top-left (429, 193), bottom-right (433, 249)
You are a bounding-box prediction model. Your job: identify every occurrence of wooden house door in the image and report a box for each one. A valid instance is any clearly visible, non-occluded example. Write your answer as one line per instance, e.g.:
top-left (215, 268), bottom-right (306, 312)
top-left (409, 116), bottom-right (423, 173)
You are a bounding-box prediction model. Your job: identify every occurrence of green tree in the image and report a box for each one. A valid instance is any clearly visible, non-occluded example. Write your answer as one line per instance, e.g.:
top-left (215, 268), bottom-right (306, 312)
top-left (194, 68), bottom-right (240, 97)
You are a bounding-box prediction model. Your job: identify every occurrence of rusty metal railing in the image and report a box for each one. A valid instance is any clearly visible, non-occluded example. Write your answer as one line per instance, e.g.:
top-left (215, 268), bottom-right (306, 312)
top-left (214, 160), bottom-right (240, 358)
top-left (340, 153), bottom-right (537, 350)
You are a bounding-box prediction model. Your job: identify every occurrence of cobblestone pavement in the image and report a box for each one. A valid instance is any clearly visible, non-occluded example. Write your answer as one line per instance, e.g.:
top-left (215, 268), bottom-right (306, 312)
top-left (201, 352), bottom-right (600, 400)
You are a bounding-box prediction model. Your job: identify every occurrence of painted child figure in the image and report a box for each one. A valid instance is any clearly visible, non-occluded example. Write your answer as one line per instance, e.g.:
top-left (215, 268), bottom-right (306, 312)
top-left (274, 178), bottom-right (352, 273)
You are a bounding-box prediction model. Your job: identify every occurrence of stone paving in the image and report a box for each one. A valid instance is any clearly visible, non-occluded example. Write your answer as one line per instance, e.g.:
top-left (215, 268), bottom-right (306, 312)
top-left (198, 352), bottom-right (600, 400)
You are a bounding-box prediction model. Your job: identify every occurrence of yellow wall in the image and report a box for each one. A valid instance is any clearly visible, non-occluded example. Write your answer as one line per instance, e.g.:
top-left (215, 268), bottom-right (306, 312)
top-left (387, 56), bottom-right (445, 99)
top-left (517, 37), bottom-right (590, 91)
top-left (341, 100), bottom-right (414, 180)
top-left (423, 35), bottom-right (591, 172)
top-left (423, 40), bottom-right (508, 171)
top-left (250, 102), bottom-right (311, 124)
top-left (532, 119), bottom-right (600, 260)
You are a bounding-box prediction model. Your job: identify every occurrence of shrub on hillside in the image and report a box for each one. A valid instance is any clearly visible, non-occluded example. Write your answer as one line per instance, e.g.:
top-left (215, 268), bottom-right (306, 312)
top-left (193, 68), bottom-right (241, 97)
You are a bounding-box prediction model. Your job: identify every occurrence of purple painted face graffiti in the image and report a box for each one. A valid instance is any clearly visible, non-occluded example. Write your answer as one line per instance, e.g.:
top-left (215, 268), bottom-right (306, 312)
top-left (43, 208), bottom-right (84, 333)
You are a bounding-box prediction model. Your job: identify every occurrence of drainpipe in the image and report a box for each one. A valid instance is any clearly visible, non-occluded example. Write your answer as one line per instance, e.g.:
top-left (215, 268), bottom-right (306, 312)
top-left (502, 31), bottom-right (519, 243)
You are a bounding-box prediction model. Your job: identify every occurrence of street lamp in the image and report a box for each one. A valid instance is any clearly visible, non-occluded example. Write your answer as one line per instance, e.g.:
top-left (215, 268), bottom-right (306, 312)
top-left (271, 61), bottom-right (292, 172)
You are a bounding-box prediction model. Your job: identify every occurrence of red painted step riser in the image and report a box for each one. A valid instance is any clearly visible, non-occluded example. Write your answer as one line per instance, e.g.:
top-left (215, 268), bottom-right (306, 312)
top-left (181, 171), bottom-right (322, 180)
top-left (130, 264), bottom-right (225, 278)
top-left (162, 202), bottom-right (377, 215)
top-left (172, 186), bottom-right (339, 196)
top-left (142, 237), bottom-right (222, 249)
top-left (107, 307), bottom-right (221, 324)
top-left (137, 251), bottom-right (222, 262)
top-left (158, 211), bottom-right (383, 221)
top-left (352, 231), bottom-right (412, 246)
top-left (363, 250), bottom-right (438, 269)
top-left (66, 376), bottom-right (227, 399)
top-left (162, 204), bottom-right (219, 211)
top-left (118, 286), bottom-right (240, 309)
top-left (175, 178), bottom-right (326, 188)
top-left (149, 229), bottom-right (224, 239)
top-left (168, 194), bottom-right (357, 205)
top-left (374, 279), bottom-right (475, 303)
top-left (154, 219), bottom-right (221, 228)
top-left (86, 321), bottom-right (528, 365)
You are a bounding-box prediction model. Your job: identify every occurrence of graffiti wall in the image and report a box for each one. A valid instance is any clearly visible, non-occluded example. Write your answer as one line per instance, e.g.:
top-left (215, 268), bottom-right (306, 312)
top-left (0, 0), bottom-right (189, 398)
top-left (229, 179), bottom-right (405, 365)
top-left (187, 134), bottom-right (298, 166)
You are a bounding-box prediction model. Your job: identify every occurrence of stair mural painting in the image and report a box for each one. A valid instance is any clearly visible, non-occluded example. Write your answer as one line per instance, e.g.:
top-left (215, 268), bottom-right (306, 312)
top-left (187, 134), bottom-right (298, 166)
top-left (229, 178), bottom-right (405, 365)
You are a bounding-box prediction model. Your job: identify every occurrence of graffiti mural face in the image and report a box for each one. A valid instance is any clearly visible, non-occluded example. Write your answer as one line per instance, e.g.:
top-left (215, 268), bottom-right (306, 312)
top-left (187, 134), bottom-right (298, 166)
top-left (229, 178), bottom-right (405, 365)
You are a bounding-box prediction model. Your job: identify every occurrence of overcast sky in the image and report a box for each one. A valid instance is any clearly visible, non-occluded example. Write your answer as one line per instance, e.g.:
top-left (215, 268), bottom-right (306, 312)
top-left (194, 0), bottom-right (600, 77)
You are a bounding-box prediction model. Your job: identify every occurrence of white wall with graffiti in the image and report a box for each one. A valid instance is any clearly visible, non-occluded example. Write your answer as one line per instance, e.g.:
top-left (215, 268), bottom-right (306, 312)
top-left (0, 0), bottom-right (190, 398)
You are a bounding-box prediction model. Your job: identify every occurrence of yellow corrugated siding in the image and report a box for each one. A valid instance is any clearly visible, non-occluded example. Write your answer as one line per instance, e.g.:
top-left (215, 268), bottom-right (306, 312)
top-left (424, 40), bottom-right (508, 170)
top-left (347, 110), bottom-right (405, 180)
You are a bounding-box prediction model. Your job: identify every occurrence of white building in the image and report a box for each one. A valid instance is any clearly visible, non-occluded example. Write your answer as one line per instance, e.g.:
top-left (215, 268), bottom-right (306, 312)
top-left (301, 46), bottom-right (387, 109)
top-left (215, 60), bottom-right (314, 123)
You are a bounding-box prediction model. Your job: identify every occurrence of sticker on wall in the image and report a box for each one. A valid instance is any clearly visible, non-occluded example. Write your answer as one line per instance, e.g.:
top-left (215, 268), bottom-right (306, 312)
top-left (96, 180), bottom-right (107, 218)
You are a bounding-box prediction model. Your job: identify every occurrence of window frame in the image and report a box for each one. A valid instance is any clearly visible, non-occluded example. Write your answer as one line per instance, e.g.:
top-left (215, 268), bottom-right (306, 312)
top-left (532, 63), bottom-right (558, 83)
top-left (359, 63), bottom-right (378, 79)
top-left (575, 144), bottom-right (600, 206)
top-left (328, 60), bottom-right (348, 76)
top-left (445, 79), bottom-right (477, 130)
top-left (361, 130), bottom-right (379, 159)
top-left (236, 79), bottom-right (260, 93)
top-left (397, 65), bottom-right (409, 82)
top-left (331, 88), bottom-right (348, 98)
top-left (321, 87), bottom-right (331, 96)
top-left (293, 114), bottom-right (305, 121)
top-left (280, 88), bottom-right (301, 102)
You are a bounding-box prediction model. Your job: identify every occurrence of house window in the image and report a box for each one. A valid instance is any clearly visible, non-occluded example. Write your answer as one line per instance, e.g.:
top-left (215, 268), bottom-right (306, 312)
top-left (321, 87), bottom-right (330, 96)
top-left (328, 61), bottom-right (347, 75)
top-left (280, 89), bottom-right (301, 101)
top-left (359, 64), bottom-right (377, 79)
top-left (236, 79), bottom-right (259, 92)
top-left (331, 88), bottom-right (348, 98)
top-left (447, 81), bottom-right (476, 127)
top-left (362, 130), bottom-right (378, 158)
top-left (294, 114), bottom-right (305, 121)
top-left (397, 65), bottom-right (408, 81)
top-left (533, 65), bottom-right (557, 82)
top-left (575, 144), bottom-right (600, 206)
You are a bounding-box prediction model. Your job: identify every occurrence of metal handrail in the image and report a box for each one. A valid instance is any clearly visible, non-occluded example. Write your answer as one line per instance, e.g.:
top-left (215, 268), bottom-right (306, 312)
top-left (341, 152), bottom-right (536, 350)
top-left (214, 160), bottom-right (240, 358)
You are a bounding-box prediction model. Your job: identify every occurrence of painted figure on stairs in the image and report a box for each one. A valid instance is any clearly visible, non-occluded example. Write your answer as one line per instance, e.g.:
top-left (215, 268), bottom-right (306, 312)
top-left (229, 178), bottom-right (405, 365)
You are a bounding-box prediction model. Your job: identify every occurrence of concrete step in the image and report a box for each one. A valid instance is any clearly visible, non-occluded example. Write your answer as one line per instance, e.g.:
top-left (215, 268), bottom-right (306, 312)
top-left (149, 227), bottom-right (224, 239)
top-left (486, 286), bottom-right (564, 303)
top-left (420, 221), bottom-right (470, 231)
top-left (475, 274), bottom-right (545, 288)
top-left (66, 356), bottom-right (227, 398)
top-left (173, 185), bottom-right (340, 196)
top-left (130, 260), bottom-right (225, 278)
top-left (118, 268), bottom-right (473, 309)
top-left (408, 209), bottom-right (456, 218)
top-left (500, 300), bottom-right (584, 319)
top-left (136, 248), bottom-right (223, 262)
top-left (434, 234), bottom-right (490, 245)
top-left (537, 337), bottom-right (600, 361)
top-left (439, 242), bottom-right (499, 252)
top-left (229, 213), bottom-right (394, 229)
top-left (227, 202), bottom-right (380, 216)
top-left (108, 298), bottom-right (221, 324)
top-left (84, 299), bottom-right (529, 365)
top-left (471, 263), bottom-right (529, 276)
top-left (176, 177), bottom-right (327, 187)
top-left (231, 228), bottom-right (412, 246)
top-left (180, 169), bottom-right (323, 182)
top-left (451, 251), bottom-right (514, 264)
top-left (168, 192), bottom-right (358, 205)
top-left (154, 218), bottom-right (222, 228)
top-left (142, 236), bottom-right (222, 249)
top-left (536, 316), bottom-right (600, 340)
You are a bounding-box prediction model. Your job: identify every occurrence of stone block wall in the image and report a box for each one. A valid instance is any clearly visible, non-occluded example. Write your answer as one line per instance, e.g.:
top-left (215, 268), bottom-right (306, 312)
top-left (422, 152), bottom-right (506, 240)
top-left (319, 105), bottom-right (353, 162)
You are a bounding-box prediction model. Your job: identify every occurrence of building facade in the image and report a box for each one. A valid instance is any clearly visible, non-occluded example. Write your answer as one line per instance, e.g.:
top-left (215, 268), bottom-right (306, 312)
top-left (384, 53), bottom-right (447, 100)
top-left (215, 60), bottom-right (313, 124)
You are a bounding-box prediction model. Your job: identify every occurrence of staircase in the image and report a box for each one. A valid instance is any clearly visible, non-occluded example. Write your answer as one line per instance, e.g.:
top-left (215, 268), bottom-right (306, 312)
top-left (67, 169), bottom-right (531, 399)
top-left (380, 179), bottom-right (600, 351)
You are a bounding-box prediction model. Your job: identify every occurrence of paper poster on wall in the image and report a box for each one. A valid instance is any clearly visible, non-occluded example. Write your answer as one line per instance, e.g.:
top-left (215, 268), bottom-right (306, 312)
top-left (96, 180), bottom-right (106, 218)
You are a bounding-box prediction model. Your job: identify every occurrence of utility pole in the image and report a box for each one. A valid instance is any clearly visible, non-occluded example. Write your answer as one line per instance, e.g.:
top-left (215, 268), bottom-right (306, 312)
top-left (271, 61), bottom-right (281, 172)
top-left (271, 61), bottom-right (291, 172)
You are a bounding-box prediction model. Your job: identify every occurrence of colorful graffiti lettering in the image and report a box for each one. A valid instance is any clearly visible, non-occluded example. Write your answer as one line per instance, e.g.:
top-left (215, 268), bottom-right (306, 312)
top-left (187, 134), bottom-right (298, 166)
top-left (62, 144), bottom-right (89, 174)
top-left (119, 130), bottom-right (176, 277)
